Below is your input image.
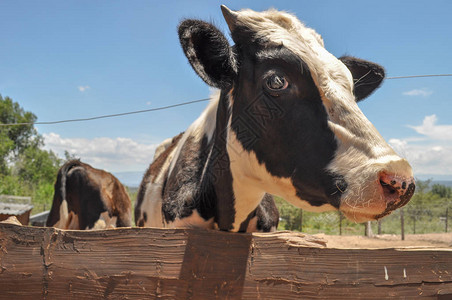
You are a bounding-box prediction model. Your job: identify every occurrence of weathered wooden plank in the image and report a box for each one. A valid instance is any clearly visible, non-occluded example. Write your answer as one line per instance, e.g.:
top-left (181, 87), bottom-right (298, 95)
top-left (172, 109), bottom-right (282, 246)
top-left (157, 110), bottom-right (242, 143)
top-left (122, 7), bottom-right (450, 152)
top-left (245, 237), bottom-right (452, 299)
top-left (0, 223), bottom-right (451, 299)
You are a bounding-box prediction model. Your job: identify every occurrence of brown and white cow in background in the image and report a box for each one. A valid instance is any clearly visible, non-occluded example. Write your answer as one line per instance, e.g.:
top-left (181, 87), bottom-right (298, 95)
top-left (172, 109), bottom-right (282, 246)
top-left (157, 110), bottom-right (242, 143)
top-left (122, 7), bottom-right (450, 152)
top-left (135, 6), bottom-right (415, 232)
top-left (46, 160), bottom-right (132, 230)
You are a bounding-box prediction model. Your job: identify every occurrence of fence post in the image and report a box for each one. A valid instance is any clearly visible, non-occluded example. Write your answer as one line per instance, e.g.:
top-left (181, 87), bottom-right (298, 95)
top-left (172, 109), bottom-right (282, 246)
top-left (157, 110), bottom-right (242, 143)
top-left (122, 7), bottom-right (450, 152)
top-left (377, 219), bottom-right (382, 235)
top-left (299, 209), bottom-right (303, 232)
top-left (364, 221), bottom-right (373, 237)
top-left (401, 208), bottom-right (405, 241)
top-left (446, 207), bottom-right (449, 233)
top-left (339, 211), bottom-right (343, 235)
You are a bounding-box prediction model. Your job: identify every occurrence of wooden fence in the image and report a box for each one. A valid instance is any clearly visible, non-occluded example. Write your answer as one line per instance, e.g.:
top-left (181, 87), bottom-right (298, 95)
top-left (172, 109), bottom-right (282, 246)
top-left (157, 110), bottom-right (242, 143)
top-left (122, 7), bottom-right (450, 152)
top-left (0, 195), bottom-right (33, 225)
top-left (0, 222), bottom-right (451, 299)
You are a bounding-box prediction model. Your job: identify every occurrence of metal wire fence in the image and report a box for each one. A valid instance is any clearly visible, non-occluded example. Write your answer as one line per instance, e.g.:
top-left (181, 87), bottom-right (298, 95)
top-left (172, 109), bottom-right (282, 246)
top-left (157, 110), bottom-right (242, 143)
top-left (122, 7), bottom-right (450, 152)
top-left (277, 200), bottom-right (452, 237)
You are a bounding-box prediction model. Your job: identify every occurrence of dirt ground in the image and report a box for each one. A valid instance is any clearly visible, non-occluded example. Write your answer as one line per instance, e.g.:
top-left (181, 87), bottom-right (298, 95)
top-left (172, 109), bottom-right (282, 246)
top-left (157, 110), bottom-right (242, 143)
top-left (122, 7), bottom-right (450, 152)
top-left (314, 232), bottom-right (452, 249)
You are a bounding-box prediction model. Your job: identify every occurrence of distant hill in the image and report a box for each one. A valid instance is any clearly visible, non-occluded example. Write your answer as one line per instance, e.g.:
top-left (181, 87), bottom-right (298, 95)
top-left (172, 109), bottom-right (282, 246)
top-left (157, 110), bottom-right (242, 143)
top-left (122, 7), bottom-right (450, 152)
top-left (416, 174), bottom-right (452, 181)
top-left (415, 174), bottom-right (452, 188)
top-left (433, 181), bottom-right (452, 188)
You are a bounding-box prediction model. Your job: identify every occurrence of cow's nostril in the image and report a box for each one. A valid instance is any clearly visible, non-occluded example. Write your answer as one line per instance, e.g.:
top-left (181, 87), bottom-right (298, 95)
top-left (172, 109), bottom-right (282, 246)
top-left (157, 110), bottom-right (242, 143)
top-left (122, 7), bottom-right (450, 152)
top-left (380, 180), bottom-right (397, 197)
top-left (379, 172), bottom-right (415, 206)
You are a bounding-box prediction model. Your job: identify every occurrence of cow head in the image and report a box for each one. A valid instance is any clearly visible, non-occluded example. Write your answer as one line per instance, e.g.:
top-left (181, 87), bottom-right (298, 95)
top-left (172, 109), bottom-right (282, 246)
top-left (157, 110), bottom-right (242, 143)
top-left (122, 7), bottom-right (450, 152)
top-left (178, 6), bottom-right (415, 222)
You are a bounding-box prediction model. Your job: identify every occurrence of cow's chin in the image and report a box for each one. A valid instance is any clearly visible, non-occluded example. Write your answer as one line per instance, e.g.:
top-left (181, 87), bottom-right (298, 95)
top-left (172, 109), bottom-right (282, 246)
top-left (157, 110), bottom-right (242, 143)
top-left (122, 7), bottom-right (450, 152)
top-left (338, 189), bottom-right (389, 223)
top-left (340, 210), bottom-right (382, 223)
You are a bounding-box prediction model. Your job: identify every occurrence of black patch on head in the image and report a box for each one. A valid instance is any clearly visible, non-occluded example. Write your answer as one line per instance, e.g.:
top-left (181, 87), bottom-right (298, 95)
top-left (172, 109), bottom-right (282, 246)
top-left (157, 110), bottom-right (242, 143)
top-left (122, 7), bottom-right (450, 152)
top-left (178, 19), bottom-right (237, 89)
top-left (230, 46), bottom-right (344, 208)
top-left (230, 25), bottom-right (265, 50)
top-left (339, 56), bottom-right (385, 102)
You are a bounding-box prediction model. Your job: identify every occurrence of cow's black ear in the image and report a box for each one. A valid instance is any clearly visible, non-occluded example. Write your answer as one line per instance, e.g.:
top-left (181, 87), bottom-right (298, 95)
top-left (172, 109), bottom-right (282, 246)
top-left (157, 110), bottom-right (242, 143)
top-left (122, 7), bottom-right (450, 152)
top-left (340, 56), bottom-right (385, 102)
top-left (178, 19), bottom-right (237, 89)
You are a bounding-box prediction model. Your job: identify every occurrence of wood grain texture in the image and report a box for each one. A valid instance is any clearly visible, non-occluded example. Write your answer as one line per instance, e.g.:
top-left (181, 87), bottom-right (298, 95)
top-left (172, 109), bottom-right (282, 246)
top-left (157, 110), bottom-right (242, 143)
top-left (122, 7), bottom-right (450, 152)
top-left (0, 223), bottom-right (451, 299)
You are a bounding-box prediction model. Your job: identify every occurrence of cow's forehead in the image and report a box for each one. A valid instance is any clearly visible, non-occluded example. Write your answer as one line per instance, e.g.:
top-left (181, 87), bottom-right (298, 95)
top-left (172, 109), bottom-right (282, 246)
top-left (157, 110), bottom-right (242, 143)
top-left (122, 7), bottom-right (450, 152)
top-left (233, 8), bottom-right (355, 103)
top-left (234, 8), bottom-right (324, 46)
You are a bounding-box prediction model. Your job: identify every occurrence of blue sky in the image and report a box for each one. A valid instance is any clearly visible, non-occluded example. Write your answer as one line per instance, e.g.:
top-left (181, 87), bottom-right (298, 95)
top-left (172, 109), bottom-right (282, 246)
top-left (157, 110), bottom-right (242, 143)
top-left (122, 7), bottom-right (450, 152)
top-left (1, 0), bottom-right (452, 180)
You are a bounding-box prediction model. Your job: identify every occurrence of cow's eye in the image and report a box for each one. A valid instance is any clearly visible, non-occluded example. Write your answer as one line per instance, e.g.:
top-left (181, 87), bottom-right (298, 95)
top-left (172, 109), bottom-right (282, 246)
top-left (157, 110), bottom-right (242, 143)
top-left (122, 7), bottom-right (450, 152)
top-left (266, 74), bottom-right (288, 91)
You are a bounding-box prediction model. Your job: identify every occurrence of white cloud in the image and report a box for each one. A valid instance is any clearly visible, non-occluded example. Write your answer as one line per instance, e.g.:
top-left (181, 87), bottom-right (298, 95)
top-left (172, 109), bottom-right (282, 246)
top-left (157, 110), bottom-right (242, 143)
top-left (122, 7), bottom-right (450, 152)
top-left (78, 85), bottom-right (90, 92)
top-left (146, 101), bottom-right (152, 106)
top-left (389, 139), bottom-right (452, 176)
top-left (43, 133), bottom-right (158, 172)
top-left (408, 114), bottom-right (452, 141)
top-left (402, 88), bottom-right (432, 97)
top-left (387, 115), bottom-right (452, 177)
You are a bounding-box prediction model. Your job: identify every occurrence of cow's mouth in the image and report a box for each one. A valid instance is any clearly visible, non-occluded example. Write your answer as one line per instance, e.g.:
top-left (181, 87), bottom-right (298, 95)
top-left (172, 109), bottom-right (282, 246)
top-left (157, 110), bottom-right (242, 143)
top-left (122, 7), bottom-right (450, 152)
top-left (340, 180), bottom-right (415, 223)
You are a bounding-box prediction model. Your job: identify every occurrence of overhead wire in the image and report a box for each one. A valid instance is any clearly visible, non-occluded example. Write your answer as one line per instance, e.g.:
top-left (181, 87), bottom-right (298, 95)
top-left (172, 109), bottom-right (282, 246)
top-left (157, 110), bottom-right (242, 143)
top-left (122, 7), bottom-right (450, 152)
top-left (386, 74), bottom-right (452, 79)
top-left (1, 73), bottom-right (452, 127)
top-left (0, 98), bottom-right (210, 127)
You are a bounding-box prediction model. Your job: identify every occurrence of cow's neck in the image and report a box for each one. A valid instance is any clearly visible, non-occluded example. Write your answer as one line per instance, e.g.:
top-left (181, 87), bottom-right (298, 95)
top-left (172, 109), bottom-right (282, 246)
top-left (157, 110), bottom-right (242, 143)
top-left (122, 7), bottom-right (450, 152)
top-left (165, 91), bottom-right (266, 231)
top-left (203, 90), bottom-right (235, 231)
top-left (207, 91), bottom-right (265, 231)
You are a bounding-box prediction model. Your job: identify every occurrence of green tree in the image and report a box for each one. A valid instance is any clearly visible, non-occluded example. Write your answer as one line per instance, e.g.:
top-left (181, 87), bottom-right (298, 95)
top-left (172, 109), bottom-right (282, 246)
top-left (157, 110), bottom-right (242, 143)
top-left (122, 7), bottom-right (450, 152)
top-left (0, 130), bottom-right (14, 174)
top-left (15, 147), bottom-right (61, 185)
top-left (431, 184), bottom-right (452, 199)
top-left (275, 197), bottom-right (302, 231)
top-left (64, 150), bottom-right (78, 161)
top-left (0, 94), bottom-right (62, 213)
top-left (0, 94), bottom-right (40, 174)
top-left (414, 179), bottom-right (432, 195)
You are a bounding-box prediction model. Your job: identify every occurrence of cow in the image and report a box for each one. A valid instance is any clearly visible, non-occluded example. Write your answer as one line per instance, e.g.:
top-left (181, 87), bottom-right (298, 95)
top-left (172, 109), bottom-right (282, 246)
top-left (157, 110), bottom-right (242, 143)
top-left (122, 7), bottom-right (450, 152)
top-left (46, 160), bottom-right (132, 230)
top-left (137, 133), bottom-right (278, 230)
top-left (137, 133), bottom-right (280, 231)
top-left (135, 5), bottom-right (415, 233)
